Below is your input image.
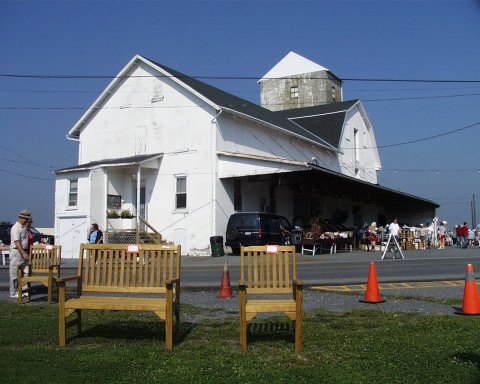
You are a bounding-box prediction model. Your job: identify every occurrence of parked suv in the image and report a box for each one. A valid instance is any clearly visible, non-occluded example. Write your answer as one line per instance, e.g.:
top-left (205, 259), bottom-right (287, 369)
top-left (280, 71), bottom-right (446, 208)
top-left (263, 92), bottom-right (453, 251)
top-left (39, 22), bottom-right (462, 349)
top-left (225, 212), bottom-right (302, 254)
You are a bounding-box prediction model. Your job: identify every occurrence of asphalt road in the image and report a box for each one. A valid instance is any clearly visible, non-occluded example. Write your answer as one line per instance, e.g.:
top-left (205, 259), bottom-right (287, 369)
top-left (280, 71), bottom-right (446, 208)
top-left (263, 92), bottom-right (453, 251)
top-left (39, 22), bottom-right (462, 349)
top-left (2, 246), bottom-right (478, 289)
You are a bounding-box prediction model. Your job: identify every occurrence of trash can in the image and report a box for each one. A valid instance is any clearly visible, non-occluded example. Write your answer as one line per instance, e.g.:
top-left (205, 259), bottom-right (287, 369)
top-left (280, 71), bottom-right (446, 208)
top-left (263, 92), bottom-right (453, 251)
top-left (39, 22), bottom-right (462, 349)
top-left (210, 236), bottom-right (224, 257)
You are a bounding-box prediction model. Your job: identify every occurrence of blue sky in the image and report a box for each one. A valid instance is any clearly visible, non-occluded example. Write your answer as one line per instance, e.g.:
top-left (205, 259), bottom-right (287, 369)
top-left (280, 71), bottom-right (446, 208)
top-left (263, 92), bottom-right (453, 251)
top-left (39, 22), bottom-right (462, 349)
top-left (1, 0), bottom-right (479, 228)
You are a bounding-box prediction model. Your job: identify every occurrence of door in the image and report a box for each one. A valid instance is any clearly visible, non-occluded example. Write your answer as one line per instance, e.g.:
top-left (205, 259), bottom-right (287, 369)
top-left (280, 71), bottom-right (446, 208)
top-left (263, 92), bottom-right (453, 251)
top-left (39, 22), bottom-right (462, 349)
top-left (57, 216), bottom-right (88, 259)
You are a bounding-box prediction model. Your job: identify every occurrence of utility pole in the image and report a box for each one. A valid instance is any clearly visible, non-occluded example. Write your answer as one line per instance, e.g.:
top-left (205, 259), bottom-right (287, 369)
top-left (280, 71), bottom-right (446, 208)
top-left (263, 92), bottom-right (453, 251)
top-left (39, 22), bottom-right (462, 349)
top-left (472, 193), bottom-right (477, 228)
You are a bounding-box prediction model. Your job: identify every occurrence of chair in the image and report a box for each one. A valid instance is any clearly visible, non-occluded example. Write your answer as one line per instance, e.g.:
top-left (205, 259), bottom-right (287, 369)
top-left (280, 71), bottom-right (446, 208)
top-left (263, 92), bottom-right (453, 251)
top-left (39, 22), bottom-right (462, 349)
top-left (301, 237), bottom-right (319, 255)
top-left (18, 244), bottom-right (61, 304)
top-left (239, 245), bottom-right (303, 352)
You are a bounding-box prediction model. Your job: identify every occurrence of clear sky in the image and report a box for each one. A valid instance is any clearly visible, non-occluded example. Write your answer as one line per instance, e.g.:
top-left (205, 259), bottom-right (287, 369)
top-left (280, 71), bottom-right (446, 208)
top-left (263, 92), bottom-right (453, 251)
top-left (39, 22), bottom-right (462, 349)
top-left (1, 0), bottom-right (479, 228)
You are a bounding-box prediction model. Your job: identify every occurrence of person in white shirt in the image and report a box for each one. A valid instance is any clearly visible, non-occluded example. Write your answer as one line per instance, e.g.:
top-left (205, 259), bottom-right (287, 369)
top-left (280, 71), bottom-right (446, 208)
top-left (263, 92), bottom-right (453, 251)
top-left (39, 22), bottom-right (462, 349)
top-left (9, 209), bottom-right (31, 298)
top-left (389, 218), bottom-right (401, 237)
top-left (388, 218), bottom-right (401, 252)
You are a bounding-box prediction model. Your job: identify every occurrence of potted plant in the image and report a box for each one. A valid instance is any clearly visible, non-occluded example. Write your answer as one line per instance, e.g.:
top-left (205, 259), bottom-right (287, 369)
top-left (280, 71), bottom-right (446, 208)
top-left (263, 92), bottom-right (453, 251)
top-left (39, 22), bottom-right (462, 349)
top-left (107, 210), bottom-right (120, 218)
top-left (107, 209), bottom-right (136, 230)
top-left (120, 209), bottom-right (134, 219)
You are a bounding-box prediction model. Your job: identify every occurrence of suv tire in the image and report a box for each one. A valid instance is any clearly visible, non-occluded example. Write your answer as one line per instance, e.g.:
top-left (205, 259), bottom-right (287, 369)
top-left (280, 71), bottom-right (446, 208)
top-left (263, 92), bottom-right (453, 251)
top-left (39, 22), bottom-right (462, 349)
top-left (226, 227), bottom-right (238, 241)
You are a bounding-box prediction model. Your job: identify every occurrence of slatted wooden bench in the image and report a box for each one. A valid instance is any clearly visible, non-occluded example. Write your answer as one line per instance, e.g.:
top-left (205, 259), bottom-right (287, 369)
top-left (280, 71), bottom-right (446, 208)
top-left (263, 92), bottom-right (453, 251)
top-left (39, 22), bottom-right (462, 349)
top-left (239, 245), bottom-right (303, 352)
top-left (57, 243), bottom-right (181, 349)
top-left (17, 244), bottom-right (62, 304)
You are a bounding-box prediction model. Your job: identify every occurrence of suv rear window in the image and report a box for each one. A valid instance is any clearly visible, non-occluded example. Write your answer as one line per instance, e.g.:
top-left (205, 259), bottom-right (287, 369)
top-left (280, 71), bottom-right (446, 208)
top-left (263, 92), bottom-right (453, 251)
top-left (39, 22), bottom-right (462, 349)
top-left (229, 213), bottom-right (259, 229)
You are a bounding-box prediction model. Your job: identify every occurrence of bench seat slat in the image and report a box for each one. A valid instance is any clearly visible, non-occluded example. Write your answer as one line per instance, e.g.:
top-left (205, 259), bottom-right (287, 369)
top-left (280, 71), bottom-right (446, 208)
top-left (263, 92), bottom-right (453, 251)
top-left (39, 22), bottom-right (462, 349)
top-left (64, 296), bottom-right (170, 311)
top-left (245, 299), bottom-right (296, 313)
top-left (81, 286), bottom-right (168, 294)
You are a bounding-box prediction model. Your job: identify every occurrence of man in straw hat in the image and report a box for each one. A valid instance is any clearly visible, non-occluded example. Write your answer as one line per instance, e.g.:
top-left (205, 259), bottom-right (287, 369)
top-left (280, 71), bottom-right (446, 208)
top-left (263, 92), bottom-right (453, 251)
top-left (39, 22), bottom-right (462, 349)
top-left (9, 209), bottom-right (31, 299)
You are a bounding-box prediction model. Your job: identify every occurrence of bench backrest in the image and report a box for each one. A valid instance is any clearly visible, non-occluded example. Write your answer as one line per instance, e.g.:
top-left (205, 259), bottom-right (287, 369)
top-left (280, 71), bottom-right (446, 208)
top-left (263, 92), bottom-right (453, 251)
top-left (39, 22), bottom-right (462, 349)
top-left (77, 243), bottom-right (181, 294)
top-left (29, 245), bottom-right (62, 273)
top-left (241, 245), bottom-right (297, 294)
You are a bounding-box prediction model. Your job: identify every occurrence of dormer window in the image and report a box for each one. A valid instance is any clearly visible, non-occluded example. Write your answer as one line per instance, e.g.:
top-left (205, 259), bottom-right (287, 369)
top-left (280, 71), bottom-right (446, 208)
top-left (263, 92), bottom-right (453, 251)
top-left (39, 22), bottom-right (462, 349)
top-left (290, 86), bottom-right (299, 99)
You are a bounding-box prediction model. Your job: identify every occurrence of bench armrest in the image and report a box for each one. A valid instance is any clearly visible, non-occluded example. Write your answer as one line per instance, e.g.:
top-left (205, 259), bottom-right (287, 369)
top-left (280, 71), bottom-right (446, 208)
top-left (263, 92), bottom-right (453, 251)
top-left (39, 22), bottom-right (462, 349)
top-left (166, 278), bottom-right (181, 305)
top-left (293, 279), bottom-right (304, 302)
top-left (293, 279), bottom-right (304, 288)
top-left (56, 275), bottom-right (81, 285)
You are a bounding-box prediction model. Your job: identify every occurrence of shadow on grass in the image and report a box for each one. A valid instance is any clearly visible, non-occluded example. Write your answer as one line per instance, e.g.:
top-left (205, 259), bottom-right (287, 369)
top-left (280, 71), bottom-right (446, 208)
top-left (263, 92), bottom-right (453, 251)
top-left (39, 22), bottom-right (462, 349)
top-left (68, 320), bottom-right (195, 347)
top-left (247, 320), bottom-right (295, 345)
top-left (452, 352), bottom-right (480, 371)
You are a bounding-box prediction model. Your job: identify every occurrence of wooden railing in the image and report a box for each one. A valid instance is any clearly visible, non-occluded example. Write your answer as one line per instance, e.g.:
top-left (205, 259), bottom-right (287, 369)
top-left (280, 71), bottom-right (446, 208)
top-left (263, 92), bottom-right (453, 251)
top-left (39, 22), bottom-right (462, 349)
top-left (136, 216), bottom-right (163, 244)
top-left (105, 216), bottom-right (163, 245)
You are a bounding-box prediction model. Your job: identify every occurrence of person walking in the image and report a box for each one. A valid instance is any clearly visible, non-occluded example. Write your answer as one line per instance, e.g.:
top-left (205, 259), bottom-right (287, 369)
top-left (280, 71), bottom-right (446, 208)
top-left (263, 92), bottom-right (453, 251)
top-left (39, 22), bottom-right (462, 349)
top-left (9, 209), bottom-right (31, 299)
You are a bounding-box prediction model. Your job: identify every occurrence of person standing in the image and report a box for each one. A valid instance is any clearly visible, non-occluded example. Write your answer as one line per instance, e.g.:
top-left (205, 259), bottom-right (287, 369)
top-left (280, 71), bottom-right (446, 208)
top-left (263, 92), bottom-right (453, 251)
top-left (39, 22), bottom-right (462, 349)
top-left (26, 218), bottom-right (35, 248)
top-left (9, 209), bottom-right (31, 299)
top-left (437, 221), bottom-right (447, 250)
top-left (426, 222), bottom-right (433, 249)
top-left (461, 222), bottom-right (469, 249)
top-left (88, 223), bottom-right (103, 244)
top-left (455, 225), bottom-right (463, 248)
top-left (418, 224), bottom-right (427, 250)
top-left (388, 218), bottom-right (401, 252)
top-left (468, 227), bottom-right (475, 247)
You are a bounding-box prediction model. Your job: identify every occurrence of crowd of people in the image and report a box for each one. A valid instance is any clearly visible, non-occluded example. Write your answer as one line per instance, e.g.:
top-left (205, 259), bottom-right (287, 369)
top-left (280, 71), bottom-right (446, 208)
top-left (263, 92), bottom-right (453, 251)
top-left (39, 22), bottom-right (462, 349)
top-left (361, 219), bottom-right (480, 251)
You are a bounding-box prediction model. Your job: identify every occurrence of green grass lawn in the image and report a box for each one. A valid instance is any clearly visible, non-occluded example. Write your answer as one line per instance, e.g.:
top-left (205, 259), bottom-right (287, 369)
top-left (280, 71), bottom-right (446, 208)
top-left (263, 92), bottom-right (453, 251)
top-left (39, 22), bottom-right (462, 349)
top-left (1, 301), bottom-right (479, 384)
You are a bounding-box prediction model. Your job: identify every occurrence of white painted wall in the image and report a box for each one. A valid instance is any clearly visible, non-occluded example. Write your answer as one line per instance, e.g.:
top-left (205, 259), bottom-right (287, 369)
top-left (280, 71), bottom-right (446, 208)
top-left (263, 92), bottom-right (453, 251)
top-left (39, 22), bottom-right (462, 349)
top-left (338, 106), bottom-right (380, 183)
top-left (216, 111), bottom-right (380, 184)
top-left (55, 59), bottom-right (385, 256)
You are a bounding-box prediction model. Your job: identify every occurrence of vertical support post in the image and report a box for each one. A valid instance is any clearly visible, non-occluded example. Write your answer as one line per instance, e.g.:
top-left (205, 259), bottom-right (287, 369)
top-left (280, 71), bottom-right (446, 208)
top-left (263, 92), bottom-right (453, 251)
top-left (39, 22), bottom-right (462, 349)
top-left (136, 166), bottom-right (141, 243)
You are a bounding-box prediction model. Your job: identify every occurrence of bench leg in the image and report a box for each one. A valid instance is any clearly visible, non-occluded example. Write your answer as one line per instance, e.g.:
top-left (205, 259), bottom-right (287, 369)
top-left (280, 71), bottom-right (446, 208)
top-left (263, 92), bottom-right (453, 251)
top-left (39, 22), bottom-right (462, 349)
top-left (76, 310), bottom-right (82, 335)
top-left (240, 304), bottom-right (247, 352)
top-left (59, 309), bottom-right (66, 347)
top-left (294, 318), bottom-right (302, 352)
top-left (47, 281), bottom-right (52, 305)
top-left (165, 319), bottom-right (172, 350)
top-left (174, 306), bottom-right (180, 334)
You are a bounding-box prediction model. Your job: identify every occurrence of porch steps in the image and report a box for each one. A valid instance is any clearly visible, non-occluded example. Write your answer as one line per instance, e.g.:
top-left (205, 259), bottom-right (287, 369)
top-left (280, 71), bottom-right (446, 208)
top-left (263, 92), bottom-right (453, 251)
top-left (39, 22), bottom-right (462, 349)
top-left (105, 230), bottom-right (163, 245)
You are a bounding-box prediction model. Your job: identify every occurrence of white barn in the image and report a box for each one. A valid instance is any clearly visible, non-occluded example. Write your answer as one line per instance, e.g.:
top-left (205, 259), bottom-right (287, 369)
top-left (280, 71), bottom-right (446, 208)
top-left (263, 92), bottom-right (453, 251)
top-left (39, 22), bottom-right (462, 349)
top-left (54, 52), bottom-right (437, 258)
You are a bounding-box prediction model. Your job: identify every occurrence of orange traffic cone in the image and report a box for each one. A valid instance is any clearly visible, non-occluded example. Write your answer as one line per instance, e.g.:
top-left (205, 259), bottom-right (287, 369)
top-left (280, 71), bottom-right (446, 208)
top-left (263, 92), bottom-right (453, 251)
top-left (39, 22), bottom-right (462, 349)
top-left (458, 264), bottom-right (480, 315)
top-left (219, 261), bottom-right (233, 298)
top-left (360, 261), bottom-right (385, 304)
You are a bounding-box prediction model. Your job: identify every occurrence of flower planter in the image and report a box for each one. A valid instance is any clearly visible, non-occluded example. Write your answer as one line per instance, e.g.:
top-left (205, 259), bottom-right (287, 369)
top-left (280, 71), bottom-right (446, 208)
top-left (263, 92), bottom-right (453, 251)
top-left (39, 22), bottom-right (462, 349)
top-left (108, 217), bottom-right (137, 230)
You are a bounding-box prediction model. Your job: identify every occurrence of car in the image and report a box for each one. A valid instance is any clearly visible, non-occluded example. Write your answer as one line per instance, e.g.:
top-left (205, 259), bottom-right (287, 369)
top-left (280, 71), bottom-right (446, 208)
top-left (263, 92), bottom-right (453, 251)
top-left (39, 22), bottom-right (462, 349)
top-left (225, 212), bottom-right (303, 254)
top-left (0, 223), bottom-right (54, 245)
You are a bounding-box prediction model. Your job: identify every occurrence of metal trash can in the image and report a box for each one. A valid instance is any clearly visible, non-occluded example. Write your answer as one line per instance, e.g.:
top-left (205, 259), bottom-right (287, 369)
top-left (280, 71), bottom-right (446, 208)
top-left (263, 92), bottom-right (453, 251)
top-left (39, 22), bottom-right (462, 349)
top-left (210, 236), bottom-right (224, 257)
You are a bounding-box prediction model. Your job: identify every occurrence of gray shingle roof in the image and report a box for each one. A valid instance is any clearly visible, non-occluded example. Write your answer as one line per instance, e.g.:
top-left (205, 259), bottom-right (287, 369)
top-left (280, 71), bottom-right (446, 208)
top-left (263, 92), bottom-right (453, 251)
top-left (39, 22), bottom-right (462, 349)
top-left (146, 57), bottom-right (351, 150)
top-left (274, 101), bottom-right (358, 148)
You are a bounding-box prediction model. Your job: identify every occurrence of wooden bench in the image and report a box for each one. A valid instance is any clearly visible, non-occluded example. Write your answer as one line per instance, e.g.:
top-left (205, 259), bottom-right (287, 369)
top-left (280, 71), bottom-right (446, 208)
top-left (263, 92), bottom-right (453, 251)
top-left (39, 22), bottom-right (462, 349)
top-left (239, 245), bottom-right (303, 352)
top-left (17, 245), bottom-right (62, 304)
top-left (57, 243), bottom-right (181, 349)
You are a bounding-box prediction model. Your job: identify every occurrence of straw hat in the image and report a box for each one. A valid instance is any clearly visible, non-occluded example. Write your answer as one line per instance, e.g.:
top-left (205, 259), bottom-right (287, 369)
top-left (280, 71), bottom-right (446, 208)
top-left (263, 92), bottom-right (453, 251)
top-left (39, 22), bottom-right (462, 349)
top-left (18, 209), bottom-right (32, 220)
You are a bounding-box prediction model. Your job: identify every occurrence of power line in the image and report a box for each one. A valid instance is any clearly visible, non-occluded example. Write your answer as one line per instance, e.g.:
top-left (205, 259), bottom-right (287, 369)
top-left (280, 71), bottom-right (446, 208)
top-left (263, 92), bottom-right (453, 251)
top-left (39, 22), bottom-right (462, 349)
top-left (363, 93), bottom-right (480, 102)
top-left (0, 167), bottom-right (54, 181)
top-left (2, 89), bottom-right (480, 111)
top-left (0, 156), bottom-right (59, 169)
top-left (343, 121), bottom-right (480, 150)
top-left (2, 72), bottom-right (480, 83)
top-left (0, 144), bottom-right (53, 170)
